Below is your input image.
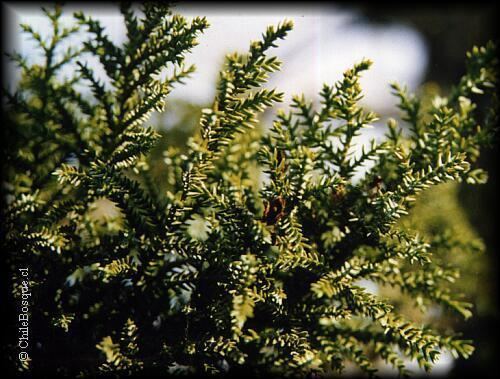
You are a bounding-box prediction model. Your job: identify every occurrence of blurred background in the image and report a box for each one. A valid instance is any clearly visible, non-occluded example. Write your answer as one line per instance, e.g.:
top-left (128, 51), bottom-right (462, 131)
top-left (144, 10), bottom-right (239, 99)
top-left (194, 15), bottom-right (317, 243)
top-left (3, 2), bottom-right (498, 377)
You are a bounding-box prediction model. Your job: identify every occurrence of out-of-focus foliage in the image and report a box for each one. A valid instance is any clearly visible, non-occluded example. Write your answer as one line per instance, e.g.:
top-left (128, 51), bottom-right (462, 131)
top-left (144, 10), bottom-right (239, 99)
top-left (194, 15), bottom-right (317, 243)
top-left (2, 3), bottom-right (498, 378)
top-left (384, 182), bottom-right (486, 322)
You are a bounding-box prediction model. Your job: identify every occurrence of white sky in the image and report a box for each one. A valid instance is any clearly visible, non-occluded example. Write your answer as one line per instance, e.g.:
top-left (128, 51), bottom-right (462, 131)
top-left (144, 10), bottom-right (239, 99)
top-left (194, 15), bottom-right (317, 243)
top-left (3, 2), bottom-right (428, 114)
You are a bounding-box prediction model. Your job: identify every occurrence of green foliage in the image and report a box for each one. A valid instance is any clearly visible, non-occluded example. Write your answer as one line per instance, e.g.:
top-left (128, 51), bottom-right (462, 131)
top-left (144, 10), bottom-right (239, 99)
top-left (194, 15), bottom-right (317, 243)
top-left (3, 3), bottom-right (498, 378)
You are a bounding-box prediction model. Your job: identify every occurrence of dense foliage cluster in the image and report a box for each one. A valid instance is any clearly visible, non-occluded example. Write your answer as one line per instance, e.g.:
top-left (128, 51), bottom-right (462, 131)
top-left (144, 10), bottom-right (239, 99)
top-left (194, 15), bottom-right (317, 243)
top-left (2, 3), bottom-right (498, 377)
